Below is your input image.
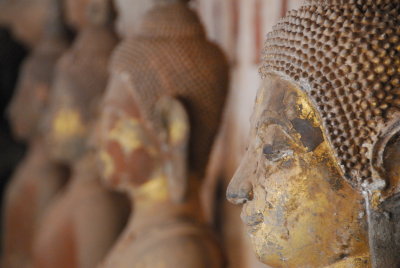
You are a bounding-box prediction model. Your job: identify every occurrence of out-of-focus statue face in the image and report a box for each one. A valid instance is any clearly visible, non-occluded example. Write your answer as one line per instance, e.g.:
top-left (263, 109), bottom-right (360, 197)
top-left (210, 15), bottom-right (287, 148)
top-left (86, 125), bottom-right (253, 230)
top-left (227, 75), bottom-right (370, 267)
top-left (8, 44), bottom-right (68, 141)
top-left (97, 77), bottom-right (191, 200)
top-left (45, 82), bottom-right (93, 163)
top-left (43, 0), bottom-right (116, 164)
top-left (8, 69), bottom-right (51, 140)
top-left (97, 78), bottom-right (163, 191)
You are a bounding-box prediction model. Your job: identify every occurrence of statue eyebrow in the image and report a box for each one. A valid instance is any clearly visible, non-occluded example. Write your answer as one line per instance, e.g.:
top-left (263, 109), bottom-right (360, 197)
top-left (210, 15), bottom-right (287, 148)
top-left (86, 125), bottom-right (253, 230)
top-left (260, 117), bottom-right (323, 152)
top-left (258, 117), bottom-right (297, 144)
top-left (259, 117), bottom-right (290, 132)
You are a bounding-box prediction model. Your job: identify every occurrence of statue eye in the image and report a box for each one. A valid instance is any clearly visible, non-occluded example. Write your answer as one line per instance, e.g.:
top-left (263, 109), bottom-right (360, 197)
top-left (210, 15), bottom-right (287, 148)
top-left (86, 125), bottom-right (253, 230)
top-left (262, 145), bottom-right (274, 155)
top-left (262, 143), bottom-right (293, 162)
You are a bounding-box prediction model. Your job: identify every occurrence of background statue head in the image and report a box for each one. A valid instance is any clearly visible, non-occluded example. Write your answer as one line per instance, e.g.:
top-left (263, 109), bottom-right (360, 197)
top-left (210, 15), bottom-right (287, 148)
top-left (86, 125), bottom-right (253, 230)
top-left (227, 1), bottom-right (400, 267)
top-left (97, 0), bottom-right (229, 204)
top-left (44, 0), bottom-right (116, 164)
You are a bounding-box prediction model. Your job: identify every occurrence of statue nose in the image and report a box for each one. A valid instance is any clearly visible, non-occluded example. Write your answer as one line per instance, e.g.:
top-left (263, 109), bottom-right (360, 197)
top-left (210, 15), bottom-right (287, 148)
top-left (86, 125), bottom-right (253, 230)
top-left (226, 179), bottom-right (253, 205)
top-left (226, 158), bottom-right (254, 205)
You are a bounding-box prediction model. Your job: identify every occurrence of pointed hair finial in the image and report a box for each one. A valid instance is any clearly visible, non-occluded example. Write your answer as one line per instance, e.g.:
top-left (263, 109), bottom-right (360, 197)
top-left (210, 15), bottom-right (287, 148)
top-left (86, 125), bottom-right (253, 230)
top-left (86, 0), bottom-right (115, 27)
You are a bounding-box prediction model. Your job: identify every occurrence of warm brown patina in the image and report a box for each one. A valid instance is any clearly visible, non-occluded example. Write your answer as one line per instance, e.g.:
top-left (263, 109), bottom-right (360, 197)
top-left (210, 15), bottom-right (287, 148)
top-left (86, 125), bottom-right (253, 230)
top-left (2, 2), bottom-right (69, 267)
top-left (227, 1), bottom-right (400, 267)
top-left (97, 0), bottom-right (229, 267)
top-left (32, 1), bottom-right (129, 267)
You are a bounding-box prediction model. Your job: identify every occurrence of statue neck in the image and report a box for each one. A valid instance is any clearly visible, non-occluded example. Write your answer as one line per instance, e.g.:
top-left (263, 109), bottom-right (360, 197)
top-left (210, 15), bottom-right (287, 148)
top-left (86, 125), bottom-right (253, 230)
top-left (130, 171), bottom-right (170, 210)
top-left (127, 170), bottom-right (203, 231)
top-left (70, 150), bottom-right (100, 186)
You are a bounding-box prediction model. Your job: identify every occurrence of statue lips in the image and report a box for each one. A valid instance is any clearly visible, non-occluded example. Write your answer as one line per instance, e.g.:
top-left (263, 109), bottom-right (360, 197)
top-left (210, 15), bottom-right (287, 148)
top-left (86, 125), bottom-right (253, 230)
top-left (241, 208), bottom-right (264, 234)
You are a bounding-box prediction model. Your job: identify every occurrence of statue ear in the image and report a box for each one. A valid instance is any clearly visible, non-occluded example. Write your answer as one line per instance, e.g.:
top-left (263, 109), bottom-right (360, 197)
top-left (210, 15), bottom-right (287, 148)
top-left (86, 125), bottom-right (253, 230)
top-left (372, 119), bottom-right (400, 196)
top-left (154, 96), bottom-right (190, 203)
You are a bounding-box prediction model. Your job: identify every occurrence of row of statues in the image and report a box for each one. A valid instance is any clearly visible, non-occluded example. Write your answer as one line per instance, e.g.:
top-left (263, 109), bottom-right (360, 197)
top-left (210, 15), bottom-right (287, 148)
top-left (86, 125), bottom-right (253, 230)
top-left (3, 0), bottom-right (400, 267)
top-left (4, 0), bottom-right (228, 267)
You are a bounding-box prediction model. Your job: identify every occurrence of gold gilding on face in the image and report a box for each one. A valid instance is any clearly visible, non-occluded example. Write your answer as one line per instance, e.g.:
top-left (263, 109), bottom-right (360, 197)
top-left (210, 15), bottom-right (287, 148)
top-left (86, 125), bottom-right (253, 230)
top-left (107, 116), bottom-right (158, 158)
top-left (98, 83), bottom-right (160, 188)
top-left (228, 76), bottom-right (370, 267)
top-left (108, 118), bottom-right (144, 155)
top-left (52, 108), bottom-right (86, 141)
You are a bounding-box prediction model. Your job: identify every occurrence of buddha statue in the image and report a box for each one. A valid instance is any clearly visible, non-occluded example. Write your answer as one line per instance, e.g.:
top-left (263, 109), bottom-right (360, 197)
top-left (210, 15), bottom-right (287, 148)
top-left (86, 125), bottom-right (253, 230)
top-left (227, 1), bottom-right (400, 267)
top-left (2, 1), bottom-right (70, 267)
top-left (32, 0), bottom-right (129, 267)
top-left (96, 0), bottom-right (229, 267)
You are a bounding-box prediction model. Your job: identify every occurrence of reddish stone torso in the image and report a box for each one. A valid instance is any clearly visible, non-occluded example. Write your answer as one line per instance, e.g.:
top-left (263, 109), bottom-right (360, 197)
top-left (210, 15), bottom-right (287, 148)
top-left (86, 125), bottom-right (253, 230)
top-left (2, 139), bottom-right (68, 268)
top-left (33, 153), bottom-right (129, 268)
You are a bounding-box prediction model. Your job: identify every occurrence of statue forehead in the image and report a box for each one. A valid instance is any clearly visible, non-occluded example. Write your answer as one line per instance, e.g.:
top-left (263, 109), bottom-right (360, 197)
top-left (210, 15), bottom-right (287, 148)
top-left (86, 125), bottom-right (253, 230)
top-left (254, 75), bottom-right (314, 121)
top-left (253, 75), bottom-right (325, 152)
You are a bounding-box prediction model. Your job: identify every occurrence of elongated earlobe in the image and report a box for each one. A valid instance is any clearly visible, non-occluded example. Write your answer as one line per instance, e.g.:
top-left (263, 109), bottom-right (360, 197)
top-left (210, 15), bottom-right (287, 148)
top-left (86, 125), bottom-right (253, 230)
top-left (155, 96), bottom-right (190, 203)
top-left (371, 119), bottom-right (400, 198)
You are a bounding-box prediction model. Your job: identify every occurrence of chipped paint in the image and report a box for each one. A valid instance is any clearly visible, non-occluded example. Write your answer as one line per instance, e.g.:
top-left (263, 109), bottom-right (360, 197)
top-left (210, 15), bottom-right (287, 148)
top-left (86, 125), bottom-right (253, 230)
top-left (108, 118), bottom-right (144, 154)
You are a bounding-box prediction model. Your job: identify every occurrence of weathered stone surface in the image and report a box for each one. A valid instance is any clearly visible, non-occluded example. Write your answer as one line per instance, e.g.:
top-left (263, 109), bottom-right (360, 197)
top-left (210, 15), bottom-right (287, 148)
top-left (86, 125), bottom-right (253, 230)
top-left (228, 1), bottom-right (400, 267)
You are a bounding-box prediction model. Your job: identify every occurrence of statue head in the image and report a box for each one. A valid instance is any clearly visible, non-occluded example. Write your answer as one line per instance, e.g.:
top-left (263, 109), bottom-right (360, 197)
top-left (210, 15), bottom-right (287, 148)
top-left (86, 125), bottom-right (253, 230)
top-left (8, 0), bottom-right (68, 141)
top-left (227, 1), bottom-right (400, 267)
top-left (65, 0), bottom-right (92, 30)
top-left (97, 1), bottom-right (228, 203)
top-left (44, 0), bottom-right (116, 164)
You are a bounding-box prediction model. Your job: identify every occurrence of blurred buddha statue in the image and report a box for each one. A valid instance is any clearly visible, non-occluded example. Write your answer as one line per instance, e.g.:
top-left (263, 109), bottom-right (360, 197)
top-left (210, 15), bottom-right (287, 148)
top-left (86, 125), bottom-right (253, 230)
top-left (97, 0), bottom-right (229, 267)
top-left (227, 1), bottom-right (400, 267)
top-left (32, 0), bottom-right (129, 267)
top-left (8, 0), bottom-right (69, 141)
top-left (3, 1), bottom-right (69, 267)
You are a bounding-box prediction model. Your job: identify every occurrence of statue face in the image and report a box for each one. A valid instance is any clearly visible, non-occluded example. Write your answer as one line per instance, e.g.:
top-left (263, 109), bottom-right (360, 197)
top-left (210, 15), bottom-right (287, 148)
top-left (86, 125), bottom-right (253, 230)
top-left (96, 77), bottom-right (161, 191)
top-left (8, 70), bottom-right (51, 140)
top-left (227, 75), bottom-right (370, 267)
top-left (45, 78), bottom-right (92, 164)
